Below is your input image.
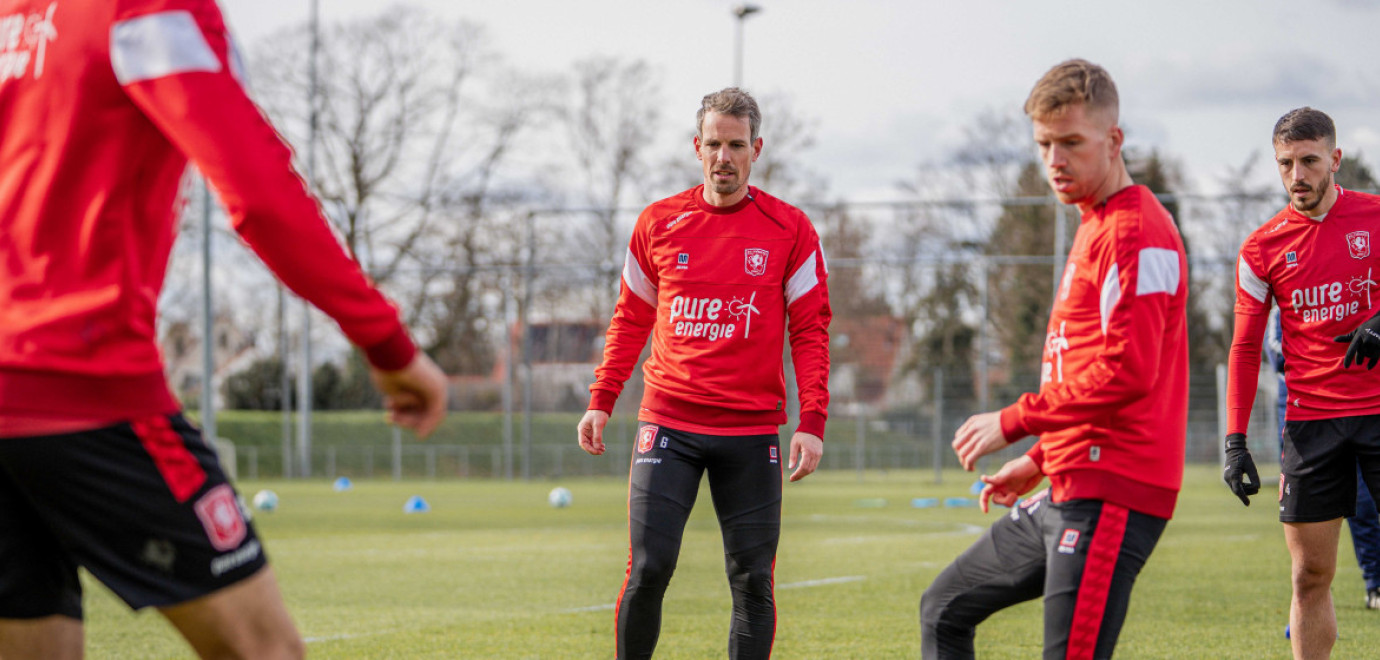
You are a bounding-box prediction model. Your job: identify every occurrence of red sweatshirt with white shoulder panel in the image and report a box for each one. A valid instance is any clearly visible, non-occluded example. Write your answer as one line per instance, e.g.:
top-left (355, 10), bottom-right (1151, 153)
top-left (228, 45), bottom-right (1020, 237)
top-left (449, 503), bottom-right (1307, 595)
top-left (1228, 187), bottom-right (1380, 435)
top-left (589, 185), bottom-right (831, 437)
top-left (0, 0), bottom-right (415, 436)
top-left (998, 185), bottom-right (1189, 519)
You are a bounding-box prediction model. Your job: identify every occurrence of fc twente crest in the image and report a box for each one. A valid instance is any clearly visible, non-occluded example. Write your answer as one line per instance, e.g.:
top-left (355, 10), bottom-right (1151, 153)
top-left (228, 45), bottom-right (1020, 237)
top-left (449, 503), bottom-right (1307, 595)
top-left (744, 248), bottom-right (769, 276)
top-left (1348, 230), bottom-right (1371, 259)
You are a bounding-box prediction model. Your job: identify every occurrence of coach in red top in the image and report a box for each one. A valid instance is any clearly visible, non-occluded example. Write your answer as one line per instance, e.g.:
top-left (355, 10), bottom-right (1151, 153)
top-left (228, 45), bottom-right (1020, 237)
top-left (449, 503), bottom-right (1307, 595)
top-left (0, 1), bottom-right (447, 658)
top-left (577, 87), bottom-right (831, 660)
top-left (1223, 107), bottom-right (1380, 659)
top-left (922, 60), bottom-right (1189, 660)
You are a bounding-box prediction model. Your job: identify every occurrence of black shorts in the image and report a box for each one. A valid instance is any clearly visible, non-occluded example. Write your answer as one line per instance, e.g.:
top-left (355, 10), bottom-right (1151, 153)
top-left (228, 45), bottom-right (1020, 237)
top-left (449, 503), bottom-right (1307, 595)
top-left (0, 414), bottom-right (266, 619)
top-left (1280, 414), bottom-right (1380, 523)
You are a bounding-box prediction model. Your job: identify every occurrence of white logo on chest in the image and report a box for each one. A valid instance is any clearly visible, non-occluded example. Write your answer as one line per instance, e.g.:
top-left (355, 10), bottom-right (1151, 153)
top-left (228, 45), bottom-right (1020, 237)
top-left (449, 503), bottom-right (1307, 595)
top-left (0, 3), bottom-right (57, 83)
top-left (1042, 321), bottom-right (1070, 385)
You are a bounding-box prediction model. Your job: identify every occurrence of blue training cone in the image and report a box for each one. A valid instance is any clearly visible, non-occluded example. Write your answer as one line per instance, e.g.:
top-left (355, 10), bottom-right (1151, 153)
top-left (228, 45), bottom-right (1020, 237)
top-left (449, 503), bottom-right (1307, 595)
top-left (333, 477), bottom-right (353, 492)
top-left (970, 479), bottom-right (985, 495)
top-left (911, 497), bottom-right (939, 509)
top-left (403, 495), bottom-right (431, 514)
top-left (945, 497), bottom-right (978, 508)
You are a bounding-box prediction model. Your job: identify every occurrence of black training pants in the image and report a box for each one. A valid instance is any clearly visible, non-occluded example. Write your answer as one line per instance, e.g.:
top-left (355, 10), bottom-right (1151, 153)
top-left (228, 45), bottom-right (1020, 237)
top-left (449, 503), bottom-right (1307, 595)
top-left (615, 422), bottom-right (782, 660)
top-left (920, 490), bottom-right (1167, 660)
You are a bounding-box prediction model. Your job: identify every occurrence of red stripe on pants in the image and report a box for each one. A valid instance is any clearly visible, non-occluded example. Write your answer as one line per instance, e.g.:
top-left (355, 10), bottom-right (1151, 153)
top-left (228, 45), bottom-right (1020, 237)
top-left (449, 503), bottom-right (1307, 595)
top-left (1066, 502), bottom-right (1128, 660)
top-left (614, 450), bottom-right (636, 649)
top-left (131, 416), bottom-right (206, 503)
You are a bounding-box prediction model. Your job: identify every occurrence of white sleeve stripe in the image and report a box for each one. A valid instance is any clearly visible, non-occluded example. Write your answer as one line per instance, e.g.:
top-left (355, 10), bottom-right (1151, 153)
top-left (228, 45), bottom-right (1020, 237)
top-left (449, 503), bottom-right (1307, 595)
top-left (111, 11), bottom-right (222, 86)
top-left (621, 249), bottom-right (657, 306)
top-left (1237, 258), bottom-right (1269, 304)
top-left (1099, 263), bottom-right (1121, 335)
top-left (785, 252), bottom-right (820, 305)
top-left (1135, 248), bottom-right (1181, 296)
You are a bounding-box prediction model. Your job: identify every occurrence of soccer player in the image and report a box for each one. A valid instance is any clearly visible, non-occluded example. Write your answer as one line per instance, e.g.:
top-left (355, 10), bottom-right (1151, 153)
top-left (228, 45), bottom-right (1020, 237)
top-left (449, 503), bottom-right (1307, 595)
top-left (1266, 308), bottom-right (1380, 613)
top-left (576, 88), bottom-right (831, 660)
top-left (1223, 107), bottom-right (1380, 659)
top-left (0, 1), bottom-right (448, 658)
top-left (921, 59), bottom-right (1189, 659)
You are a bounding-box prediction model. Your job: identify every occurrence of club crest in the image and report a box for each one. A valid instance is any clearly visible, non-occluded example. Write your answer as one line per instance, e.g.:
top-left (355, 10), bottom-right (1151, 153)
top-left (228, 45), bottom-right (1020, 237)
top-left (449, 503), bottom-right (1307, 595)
top-left (193, 484), bottom-right (247, 552)
top-left (744, 248), bottom-right (769, 276)
top-left (1348, 230), bottom-right (1370, 259)
top-left (637, 425), bottom-right (659, 454)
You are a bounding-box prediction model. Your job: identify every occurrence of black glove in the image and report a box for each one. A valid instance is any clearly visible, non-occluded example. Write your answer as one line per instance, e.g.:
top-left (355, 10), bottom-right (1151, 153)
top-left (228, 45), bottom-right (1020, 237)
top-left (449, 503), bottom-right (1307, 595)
top-left (1335, 311), bottom-right (1380, 369)
top-left (1223, 433), bottom-right (1259, 506)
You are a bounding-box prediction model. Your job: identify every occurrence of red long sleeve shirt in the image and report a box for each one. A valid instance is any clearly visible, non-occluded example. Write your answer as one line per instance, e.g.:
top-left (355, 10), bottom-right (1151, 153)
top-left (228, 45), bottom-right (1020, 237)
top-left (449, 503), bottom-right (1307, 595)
top-left (589, 186), bottom-right (831, 437)
top-left (1228, 187), bottom-right (1380, 435)
top-left (0, 0), bottom-right (415, 436)
top-left (999, 185), bottom-right (1189, 519)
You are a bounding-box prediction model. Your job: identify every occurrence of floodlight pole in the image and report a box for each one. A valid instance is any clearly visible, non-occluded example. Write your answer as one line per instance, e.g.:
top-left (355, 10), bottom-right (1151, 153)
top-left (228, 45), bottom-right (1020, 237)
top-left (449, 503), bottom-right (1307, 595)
top-left (732, 4), bottom-right (761, 87)
top-left (200, 178), bottom-right (216, 445)
top-left (1053, 199), bottom-right (1068, 293)
top-left (297, 0), bottom-right (320, 478)
top-left (279, 285), bottom-right (291, 477)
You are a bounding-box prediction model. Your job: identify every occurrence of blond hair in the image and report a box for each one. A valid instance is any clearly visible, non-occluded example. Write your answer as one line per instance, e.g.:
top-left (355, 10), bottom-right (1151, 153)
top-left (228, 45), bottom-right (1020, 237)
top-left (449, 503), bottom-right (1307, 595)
top-left (1024, 59), bottom-right (1119, 124)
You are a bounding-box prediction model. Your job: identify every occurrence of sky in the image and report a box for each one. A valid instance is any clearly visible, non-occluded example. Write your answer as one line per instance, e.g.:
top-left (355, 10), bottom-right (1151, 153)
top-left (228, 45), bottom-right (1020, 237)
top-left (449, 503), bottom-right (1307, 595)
top-left (220, 0), bottom-right (1380, 202)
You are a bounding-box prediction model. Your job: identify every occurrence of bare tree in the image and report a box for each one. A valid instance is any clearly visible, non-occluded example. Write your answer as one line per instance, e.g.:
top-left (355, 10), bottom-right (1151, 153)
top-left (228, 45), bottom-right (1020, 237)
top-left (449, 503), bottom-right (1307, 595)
top-left (247, 7), bottom-right (491, 285)
top-left (243, 7), bottom-right (565, 377)
top-left (561, 56), bottom-right (663, 314)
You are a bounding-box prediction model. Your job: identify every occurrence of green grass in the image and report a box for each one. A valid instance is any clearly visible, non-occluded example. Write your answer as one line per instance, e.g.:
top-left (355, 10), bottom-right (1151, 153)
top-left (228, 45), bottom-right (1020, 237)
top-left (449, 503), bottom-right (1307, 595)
top-left (81, 466), bottom-right (1378, 658)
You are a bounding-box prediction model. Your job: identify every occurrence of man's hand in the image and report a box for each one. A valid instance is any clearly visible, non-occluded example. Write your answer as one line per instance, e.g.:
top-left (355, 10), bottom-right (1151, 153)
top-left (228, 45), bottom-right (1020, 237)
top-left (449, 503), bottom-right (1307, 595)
top-left (952, 411), bottom-right (1007, 471)
top-left (369, 352), bottom-right (449, 439)
top-left (1335, 311), bottom-right (1380, 369)
top-left (977, 455), bottom-right (1043, 513)
top-left (577, 410), bottom-right (610, 456)
top-left (788, 432), bottom-right (823, 482)
top-left (1222, 432), bottom-right (1260, 506)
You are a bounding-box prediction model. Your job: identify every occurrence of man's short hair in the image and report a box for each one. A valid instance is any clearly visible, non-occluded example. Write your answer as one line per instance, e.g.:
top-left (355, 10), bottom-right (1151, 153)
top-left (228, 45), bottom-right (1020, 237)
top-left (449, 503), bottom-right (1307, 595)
top-left (1273, 107), bottom-right (1336, 146)
top-left (697, 88), bottom-right (761, 141)
top-left (1024, 59), bottom-right (1119, 124)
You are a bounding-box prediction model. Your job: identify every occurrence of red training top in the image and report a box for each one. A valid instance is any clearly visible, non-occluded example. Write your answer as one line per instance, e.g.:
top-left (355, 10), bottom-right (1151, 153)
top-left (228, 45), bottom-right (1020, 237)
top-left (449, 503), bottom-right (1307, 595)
top-left (589, 186), bottom-right (831, 437)
top-left (1228, 186), bottom-right (1380, 434)
top-left (999, 185), bottom-right (1189, 519)
top-left (0, 0), bottom-right (415, 437)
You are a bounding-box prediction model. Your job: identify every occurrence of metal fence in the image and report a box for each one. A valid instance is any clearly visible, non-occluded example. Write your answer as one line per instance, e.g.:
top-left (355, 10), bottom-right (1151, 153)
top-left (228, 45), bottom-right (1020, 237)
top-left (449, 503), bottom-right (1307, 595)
top-left (187, 190), bottom-right (1296, 480)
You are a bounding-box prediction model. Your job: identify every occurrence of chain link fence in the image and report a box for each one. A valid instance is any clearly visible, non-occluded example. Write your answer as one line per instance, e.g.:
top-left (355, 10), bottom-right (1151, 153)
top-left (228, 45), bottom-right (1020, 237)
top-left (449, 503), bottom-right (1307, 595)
top-left (193, 190), bottom-right (1299, 480)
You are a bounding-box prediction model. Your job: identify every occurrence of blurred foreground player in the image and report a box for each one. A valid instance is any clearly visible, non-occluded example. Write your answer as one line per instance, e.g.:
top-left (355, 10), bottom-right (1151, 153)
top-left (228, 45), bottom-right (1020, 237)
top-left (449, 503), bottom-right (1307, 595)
top-left (922, 59), bottom-right (1188, 659)
top-left (0, 0), bottom-right (448, 658)
top-left (576, 88), bottom-right (831, 659)
top-left (1223, 107), bottom-right (1380, 659)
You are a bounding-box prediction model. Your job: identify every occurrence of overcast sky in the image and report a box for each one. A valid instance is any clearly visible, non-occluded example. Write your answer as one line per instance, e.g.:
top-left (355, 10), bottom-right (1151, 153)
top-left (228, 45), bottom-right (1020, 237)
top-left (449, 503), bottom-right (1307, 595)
top-left (220, 0), bottom-right (1380, 202)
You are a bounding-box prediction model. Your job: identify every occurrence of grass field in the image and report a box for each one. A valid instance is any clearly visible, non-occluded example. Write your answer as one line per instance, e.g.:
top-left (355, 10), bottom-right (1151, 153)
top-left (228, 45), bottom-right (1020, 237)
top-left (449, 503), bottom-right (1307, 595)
top-left (80, 466), bottom-right (1379, 658)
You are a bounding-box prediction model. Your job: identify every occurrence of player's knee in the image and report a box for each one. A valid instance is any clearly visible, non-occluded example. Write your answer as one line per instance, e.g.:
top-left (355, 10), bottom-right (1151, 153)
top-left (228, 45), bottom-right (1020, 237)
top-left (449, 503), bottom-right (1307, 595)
top-left (920, 587), bottom-right (942, 629)
top-left (725, 548), bottom-right (774, 597)
top-left (1292, 559), bottom-right (1336, 594)
top-left (628, 553), bottom-right (678, 589)
top-left (728, 563), bottom-right (773, 597)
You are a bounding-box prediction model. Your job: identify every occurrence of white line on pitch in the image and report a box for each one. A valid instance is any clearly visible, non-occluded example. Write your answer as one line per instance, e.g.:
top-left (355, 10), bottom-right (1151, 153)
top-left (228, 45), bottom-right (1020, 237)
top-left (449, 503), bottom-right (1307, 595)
top-left (559, 575), bottom-right (866, 613)
top-left (559, 603), bottom-right (617, 613)
top-left (304, 632), bottom-right (371, 643)
top-left (778, 575), bottom-right (867, 589)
